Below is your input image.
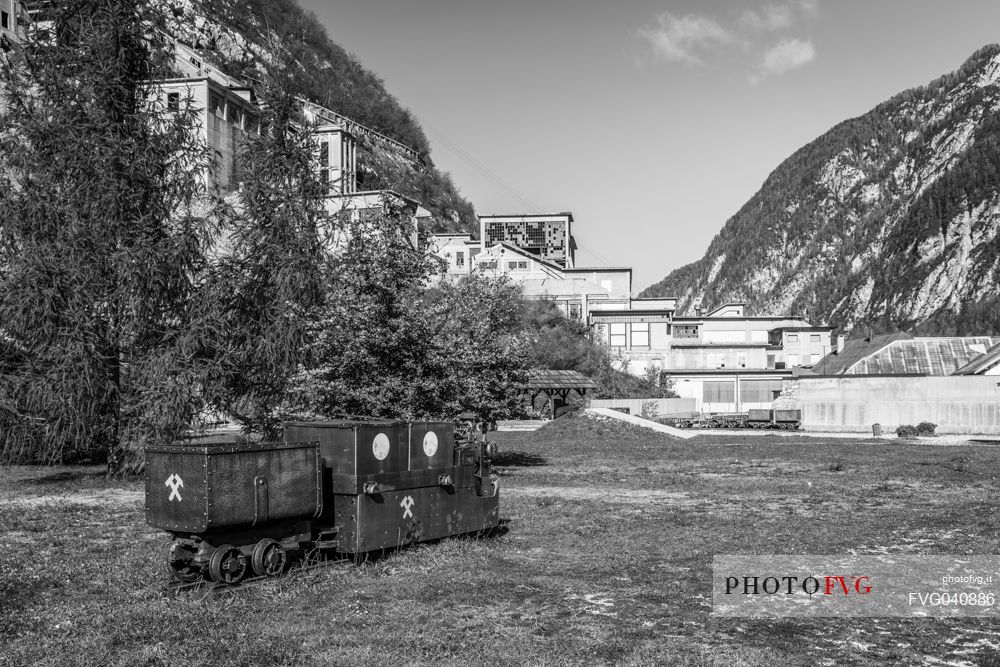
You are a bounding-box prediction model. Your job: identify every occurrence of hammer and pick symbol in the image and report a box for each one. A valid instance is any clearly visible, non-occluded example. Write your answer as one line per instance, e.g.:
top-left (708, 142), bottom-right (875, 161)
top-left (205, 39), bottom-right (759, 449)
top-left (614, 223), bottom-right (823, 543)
top-left (165, 474), bottom-right (184, 502)
top-left (400, 495), bottom-right (414, 519)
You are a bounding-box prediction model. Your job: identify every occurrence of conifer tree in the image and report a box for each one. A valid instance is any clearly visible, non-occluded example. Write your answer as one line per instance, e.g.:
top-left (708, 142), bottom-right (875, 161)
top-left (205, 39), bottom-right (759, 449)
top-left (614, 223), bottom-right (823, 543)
top-left (0, 0), bottom-right (217, 473)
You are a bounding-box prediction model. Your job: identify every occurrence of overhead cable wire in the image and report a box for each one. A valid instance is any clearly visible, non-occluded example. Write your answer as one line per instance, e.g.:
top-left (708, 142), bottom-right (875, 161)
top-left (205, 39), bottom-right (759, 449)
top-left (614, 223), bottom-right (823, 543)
top-left (424, 121), bottom-right (543, 213)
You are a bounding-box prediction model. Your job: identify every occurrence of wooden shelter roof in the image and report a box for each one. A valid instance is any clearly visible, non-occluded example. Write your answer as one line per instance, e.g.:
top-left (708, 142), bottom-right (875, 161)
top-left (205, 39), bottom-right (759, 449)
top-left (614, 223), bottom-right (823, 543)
top-left (527, 369), bottom-right (597, 390)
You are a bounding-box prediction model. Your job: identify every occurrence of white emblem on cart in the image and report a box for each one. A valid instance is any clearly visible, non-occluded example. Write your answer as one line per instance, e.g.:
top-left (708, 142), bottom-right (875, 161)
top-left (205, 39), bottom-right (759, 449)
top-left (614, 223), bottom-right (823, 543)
top-left (400, 495), bottom-right (414, 519)
top-left (372, 433), bottom-right (390, 461)
top-left (165, 474), bottom-right (184, 502)
top-left (423, 431), bottom-right (438, 457)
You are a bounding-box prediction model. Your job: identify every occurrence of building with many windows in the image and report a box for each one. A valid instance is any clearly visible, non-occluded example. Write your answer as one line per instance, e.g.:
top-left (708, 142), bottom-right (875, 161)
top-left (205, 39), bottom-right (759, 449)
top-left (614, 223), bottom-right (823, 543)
top-left (433, 219), bottom-right (835, 413)
top-left (429, 232), bottom-right (638, 320)
top-left (151, 40), bottom-right (429, 230)
top-left (479, 213), bottom-right (576, 268)
top-left (662, 304), bottom-right (833, 412)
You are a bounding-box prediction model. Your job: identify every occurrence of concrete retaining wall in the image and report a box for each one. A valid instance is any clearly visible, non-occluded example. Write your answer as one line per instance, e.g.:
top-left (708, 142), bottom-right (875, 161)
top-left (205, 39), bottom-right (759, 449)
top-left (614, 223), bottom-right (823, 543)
top-left (589, 398), bottom-right (697, 417)
top-left (796, 376), bottom-right (1000, 434)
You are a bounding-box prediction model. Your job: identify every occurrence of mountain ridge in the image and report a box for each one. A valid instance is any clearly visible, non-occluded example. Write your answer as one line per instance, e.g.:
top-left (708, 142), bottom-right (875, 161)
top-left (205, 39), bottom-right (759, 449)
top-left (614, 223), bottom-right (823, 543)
top-left (641, 44), bottom-right (1000, 336)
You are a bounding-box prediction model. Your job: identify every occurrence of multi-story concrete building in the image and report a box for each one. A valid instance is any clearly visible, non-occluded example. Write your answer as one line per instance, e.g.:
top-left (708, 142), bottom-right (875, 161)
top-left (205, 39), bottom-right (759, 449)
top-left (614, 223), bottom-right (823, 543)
top-left (0, 0), bottom-right (25, 49)
top-left (154, 76), bottom-right (259, 191)
top-left (660, 303), bottom-right (833, 412)
top-left (430, 231), bottom-right (639, 321)
top-left (479, 213), bottom-right (576, 268)
top-left (429, 233), bottom-right (482, 279)
top-left (435, 215), bottom-right (834, 413)
top-left (152, 40), bottom-right (429, 232)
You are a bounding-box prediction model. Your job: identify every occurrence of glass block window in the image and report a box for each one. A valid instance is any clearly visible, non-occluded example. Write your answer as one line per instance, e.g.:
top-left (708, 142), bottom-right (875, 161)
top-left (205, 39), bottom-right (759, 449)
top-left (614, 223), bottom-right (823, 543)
top-left (740, 380), bottom-right (783, 402)
top-left (703, 381), bottom-right (735, 403)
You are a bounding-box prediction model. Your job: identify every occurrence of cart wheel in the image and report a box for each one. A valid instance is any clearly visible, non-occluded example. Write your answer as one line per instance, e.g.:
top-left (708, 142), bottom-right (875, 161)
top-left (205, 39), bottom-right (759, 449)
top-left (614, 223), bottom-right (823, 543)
top-left (208, 544), bottom-right (247, 584)
top-left (251, 538), bottom-right (287, 577)
top-left (167, 541), bottom-right (201, 582)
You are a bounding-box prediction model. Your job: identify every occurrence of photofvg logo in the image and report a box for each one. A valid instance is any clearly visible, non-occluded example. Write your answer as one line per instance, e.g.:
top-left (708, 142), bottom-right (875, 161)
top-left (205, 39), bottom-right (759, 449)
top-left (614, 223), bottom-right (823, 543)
top-left (724, 573), bottom-right (872, 596)
top-left (712, 555), bottom-right (1000, 618)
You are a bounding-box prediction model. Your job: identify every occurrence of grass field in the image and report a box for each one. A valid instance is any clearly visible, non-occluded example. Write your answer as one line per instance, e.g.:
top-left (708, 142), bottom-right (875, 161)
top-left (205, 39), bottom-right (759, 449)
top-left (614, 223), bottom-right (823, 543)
top-left (4, 415), bottom-right (1000, 666)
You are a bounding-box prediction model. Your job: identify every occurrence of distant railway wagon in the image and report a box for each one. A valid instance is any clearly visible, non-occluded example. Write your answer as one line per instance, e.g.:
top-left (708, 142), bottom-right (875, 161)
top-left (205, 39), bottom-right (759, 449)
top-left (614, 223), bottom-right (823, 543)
top-left (145, 418), bottom-right (500, 585)
top-left (664, 409), bottom-right (801, 430)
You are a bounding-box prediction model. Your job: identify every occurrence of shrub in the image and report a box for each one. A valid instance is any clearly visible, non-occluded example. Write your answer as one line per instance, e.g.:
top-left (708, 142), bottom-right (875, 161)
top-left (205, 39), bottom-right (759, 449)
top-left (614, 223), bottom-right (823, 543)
top-left (895, 424), bottom-right (919, 438)
top-left (916, 421), bottom-right (937, 435)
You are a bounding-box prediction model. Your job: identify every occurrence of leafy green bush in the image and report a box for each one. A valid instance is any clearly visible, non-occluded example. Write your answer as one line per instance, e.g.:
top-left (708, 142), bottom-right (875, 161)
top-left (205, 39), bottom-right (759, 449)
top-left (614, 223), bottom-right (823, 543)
top-left (895, 424), bottom-right (919, 437)
top-left (916, 421), bottom-right (938, 435)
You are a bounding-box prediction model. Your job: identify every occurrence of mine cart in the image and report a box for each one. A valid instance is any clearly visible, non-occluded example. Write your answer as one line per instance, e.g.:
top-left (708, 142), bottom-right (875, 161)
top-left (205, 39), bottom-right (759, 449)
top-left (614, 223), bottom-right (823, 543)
top-left (145, 439), bottom-right (323, 583)
top-left (146, 419), bottom-right (500, 585)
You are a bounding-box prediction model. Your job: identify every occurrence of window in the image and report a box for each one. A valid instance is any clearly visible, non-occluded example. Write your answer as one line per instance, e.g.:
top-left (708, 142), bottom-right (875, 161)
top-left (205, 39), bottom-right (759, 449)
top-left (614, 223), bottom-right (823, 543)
top-left (675, 324), bottom-right (699, 339)
top-left (166, 92), bottom-right (180, 112)
top-left (568, 303), bottom-right (582, 320)
top-left (456, 251), bottom-right (465, 268)
top-left (788, 354), bottom-right (799, 366)
top-left (318, 141), bottom-right (329, 167)
top-left (1, 11), bottom-right (8, 30)
top-left (766, 354), bottom-right (776, 369)
top-left (631, 323), bottom-right (649, 347)
top-left (740, 380), bottom-right (783, 403)
top-left (703, 381), bottom-right (735, 403)
top-left (210, 93), bottom-right (223, 115)
top-left (478, 261), bottom-right (497, 270)
top-left (738, 355), bottom-right (746, 368)
top-left (319, 169), bottom-right (329, 185)
top-left (810, 334), bottom-right (821, 343)
top-left (231, 125), bottom-right (242, 183)
top-left (507, 260), bottom-right (527, 270)
top-left (610, 323), bottom-right (627, 347)
top-left (787, 334), bottom-right (799, 343)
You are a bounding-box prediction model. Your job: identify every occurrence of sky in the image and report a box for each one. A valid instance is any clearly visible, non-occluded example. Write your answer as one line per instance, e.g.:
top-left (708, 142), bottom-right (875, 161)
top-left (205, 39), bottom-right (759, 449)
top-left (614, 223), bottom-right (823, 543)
top-left (299, 0), bottom-right (1000, 292)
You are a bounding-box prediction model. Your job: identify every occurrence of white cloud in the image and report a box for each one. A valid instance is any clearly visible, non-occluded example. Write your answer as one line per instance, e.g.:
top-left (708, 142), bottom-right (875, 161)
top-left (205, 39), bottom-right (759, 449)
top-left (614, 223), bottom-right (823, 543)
top-left (739, 4), bottom-right (795, 31)
top-left (639, 3), bottom-right (819, 81)
top-left (760, 37), bottom-right (816, 75)
top-left (798, 0), bottom-right (820, 18)
top-left (638, 13), bottom-right (736, 65)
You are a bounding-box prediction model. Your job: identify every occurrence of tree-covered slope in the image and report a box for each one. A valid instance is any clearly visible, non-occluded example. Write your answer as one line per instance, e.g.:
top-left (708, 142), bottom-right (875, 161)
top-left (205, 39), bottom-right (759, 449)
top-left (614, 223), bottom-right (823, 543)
top-left (641, 45), bottom-right (1000, 335)
top-left (156, 0), bottom-right (475, 231)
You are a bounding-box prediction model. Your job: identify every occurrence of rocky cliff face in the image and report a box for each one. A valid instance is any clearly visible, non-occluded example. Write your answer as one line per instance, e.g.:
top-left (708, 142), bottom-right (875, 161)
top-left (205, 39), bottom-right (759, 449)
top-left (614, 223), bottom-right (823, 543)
top-left (153, 0), bottom-right (475, 232)
top-left (641, 45), bottom-right (1000, 335)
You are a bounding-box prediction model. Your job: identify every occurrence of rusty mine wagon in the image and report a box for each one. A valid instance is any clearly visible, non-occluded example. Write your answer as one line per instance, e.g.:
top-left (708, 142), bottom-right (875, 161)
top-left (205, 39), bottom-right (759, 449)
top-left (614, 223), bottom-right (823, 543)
top-left (145, 420), bottom-right (500, 585)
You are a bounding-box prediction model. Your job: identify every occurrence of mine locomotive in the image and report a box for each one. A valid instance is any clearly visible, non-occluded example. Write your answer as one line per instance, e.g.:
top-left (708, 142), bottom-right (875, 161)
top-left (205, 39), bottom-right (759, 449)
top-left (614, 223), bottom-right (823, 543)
top-left (145, 417), bottom-right (500, 584)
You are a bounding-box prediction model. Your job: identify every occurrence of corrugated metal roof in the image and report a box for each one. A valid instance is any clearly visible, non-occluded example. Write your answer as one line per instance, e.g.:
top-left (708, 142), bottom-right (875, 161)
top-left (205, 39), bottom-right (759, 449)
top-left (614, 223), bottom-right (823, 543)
top-left (953, 341), bottom-right (1000, 375)
top-left (817, 336), bottom-right (1000, 376)
top-left (811, 332), bottom-right (912, 375)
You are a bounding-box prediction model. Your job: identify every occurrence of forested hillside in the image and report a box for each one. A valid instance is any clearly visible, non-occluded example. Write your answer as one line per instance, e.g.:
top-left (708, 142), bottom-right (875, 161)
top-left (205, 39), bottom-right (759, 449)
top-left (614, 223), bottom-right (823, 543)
top-left (642, 45), bottom-right (1000, 336)
top-left (157, 0), bottom-right (475, 231)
